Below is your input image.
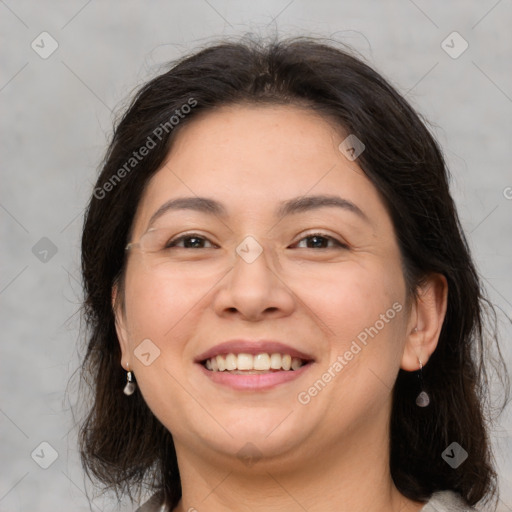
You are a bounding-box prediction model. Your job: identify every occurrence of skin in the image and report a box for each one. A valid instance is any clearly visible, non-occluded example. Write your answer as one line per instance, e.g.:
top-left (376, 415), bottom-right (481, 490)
top-left (114, 105), bottom-right (448, 512)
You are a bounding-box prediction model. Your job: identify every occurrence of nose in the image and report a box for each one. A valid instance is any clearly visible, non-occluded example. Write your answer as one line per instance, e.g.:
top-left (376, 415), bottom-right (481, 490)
top-left (212, 240), bottom-right (296, 322)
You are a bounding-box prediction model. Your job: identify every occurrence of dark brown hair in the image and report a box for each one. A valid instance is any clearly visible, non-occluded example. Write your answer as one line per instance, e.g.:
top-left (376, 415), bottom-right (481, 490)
top-left (79, 36), bottom-right (509, 509)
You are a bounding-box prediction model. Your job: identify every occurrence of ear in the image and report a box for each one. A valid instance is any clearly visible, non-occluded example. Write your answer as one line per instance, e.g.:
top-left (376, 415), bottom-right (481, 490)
top-left (112, 282), bottom-right (130, 369)
top-left (401, 273), bottom-right (448, 371)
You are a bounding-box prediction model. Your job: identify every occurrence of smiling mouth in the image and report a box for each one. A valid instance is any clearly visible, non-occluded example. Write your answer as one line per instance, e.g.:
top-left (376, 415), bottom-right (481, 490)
top-left (202, 352), bottom-right (310, 373)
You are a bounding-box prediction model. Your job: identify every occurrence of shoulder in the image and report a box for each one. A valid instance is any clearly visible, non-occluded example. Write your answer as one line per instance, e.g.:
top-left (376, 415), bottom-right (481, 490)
top-left (420, 490), bottom-right (479, 511)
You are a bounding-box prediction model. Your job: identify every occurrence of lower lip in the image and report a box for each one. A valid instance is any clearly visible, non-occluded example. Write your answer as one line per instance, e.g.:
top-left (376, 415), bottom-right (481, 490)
top-left (198, 363), bottom-right (313, 390)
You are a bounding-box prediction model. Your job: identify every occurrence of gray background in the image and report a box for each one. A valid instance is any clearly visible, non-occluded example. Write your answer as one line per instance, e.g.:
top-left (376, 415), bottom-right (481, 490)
top-left (1, 1), bottom-right (511, 510)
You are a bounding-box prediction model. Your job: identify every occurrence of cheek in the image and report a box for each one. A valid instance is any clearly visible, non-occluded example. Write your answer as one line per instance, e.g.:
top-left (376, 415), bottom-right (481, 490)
top-left (298, 263), bottom-right (406, 412)
top-left (294, 258), bottom-right (406, 341)
top-left (123, 267), bottom-right (212, 342)
top-left (302, 261), bottom-right (408, 415)
top-left (121, 271), bottom-right (210, 434)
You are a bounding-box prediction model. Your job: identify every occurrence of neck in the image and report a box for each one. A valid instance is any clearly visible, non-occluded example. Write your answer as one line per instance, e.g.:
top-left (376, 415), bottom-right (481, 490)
top-left (171, 406), bottom-right (425, 512)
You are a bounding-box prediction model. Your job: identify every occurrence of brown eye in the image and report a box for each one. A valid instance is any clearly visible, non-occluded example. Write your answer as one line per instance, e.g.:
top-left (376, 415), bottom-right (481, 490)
top-left (166, 234), bottom-right (217, 249)
top-left (293, 233), bottom-right (348, 250)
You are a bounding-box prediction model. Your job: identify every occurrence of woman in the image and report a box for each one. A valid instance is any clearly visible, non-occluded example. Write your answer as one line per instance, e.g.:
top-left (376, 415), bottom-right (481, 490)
top-left (79, 37), bottom-right (507, 511)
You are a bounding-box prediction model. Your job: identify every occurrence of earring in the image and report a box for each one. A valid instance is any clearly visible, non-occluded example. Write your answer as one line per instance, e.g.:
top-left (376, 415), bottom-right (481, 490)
top-left (123, 365), bottom-right (136, 396)
top-left (415, 358), bottom-right (430, 407)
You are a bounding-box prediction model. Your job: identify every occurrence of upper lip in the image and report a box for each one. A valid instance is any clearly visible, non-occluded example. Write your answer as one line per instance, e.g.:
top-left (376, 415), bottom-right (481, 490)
top-left (195, 340), bottom-right (315, 363)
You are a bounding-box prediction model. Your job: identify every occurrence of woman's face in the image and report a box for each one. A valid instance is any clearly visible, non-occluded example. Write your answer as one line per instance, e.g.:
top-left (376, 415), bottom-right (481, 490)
top-left (116, 104), bottom-right (414, 468)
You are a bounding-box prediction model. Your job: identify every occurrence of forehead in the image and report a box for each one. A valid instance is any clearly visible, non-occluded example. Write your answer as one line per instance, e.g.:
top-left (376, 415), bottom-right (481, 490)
top-left (133, 104), bottom-right (390, 232)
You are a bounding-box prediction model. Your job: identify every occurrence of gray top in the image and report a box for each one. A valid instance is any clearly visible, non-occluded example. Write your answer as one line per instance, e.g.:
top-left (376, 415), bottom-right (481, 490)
top-left (135, 490), bottom-right (477, 511)
top-left (421, 491), bottom-right (477, 511)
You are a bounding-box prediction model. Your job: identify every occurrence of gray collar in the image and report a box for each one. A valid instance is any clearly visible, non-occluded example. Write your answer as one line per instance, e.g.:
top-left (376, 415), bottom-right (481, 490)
top-left (420, 490), bottom-right (476, 511)
top-left (134, 492), bottom-right (167, 512)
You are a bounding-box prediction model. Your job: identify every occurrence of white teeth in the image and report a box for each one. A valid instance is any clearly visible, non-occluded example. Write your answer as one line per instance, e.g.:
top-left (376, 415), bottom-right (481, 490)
top-left (270, 353), bottom-right (282, 369)
top-left (204, 352), bottom-right (306, 372)
top-left (291, 357), bottom-right (302, 370)
top-left (253, 353), bottom-right (270, 371)
top-left (237, 353), bottom-right (253, 370)
top-left (216, 355), bottom-right (226, 371)
top-left (225, 353), bottom-right (237, 370)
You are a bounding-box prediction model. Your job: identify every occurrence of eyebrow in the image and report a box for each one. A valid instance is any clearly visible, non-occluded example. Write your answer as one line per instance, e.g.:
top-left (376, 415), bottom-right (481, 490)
top-left (276, 195), bottom-right (368, 222)
top-left (148, 194), bottom-right (369, 227)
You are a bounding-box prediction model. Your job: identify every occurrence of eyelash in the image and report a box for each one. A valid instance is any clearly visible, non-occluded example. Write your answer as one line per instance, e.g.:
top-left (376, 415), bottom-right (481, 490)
top-left (166, 232), bottom-right (349, 250)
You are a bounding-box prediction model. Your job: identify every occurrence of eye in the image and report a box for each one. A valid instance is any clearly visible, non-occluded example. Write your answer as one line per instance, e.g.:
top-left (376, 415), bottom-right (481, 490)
top-left (165, 233), bottom-right (217, 249)
top-left (292, 233), bottom-right (348, 250)
top-left (161, 232), bottom-right (347, 250)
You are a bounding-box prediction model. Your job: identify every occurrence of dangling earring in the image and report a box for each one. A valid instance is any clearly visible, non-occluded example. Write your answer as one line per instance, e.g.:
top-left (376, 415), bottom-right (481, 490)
top-left (415, 358), bottom-right (430, 407)
top-left (123, 365), bottom-right (136, 396)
